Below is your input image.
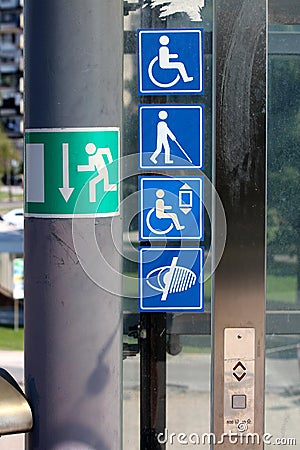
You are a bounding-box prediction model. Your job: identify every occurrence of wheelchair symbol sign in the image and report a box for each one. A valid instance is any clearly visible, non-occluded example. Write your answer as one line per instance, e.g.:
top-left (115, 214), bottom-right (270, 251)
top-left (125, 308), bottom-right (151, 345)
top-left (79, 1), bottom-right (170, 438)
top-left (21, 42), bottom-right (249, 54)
top-left (139, 176), bottom-right (203, 241)
top-left (138, 29), bottom-right (204, 95)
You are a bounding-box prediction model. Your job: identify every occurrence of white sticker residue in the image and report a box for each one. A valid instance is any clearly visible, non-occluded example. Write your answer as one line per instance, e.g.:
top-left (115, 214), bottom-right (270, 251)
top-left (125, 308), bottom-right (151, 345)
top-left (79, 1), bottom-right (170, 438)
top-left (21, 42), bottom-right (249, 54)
top-left (149, 0), bottom-right (205, 22)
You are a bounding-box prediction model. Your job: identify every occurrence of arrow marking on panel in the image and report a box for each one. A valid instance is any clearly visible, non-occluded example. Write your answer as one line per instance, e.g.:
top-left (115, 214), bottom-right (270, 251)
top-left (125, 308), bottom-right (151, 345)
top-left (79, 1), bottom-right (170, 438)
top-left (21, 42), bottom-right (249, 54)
top-left (59, 143), bottom-right (74, 202)
top-left (232, 361), bottom-right (247, 382)
top-left (233, 372), bottom-right (246, 382)
top-left (233, 361), bottom-right (247, 372)
top-left (179, 183), bottom-right (193, 214)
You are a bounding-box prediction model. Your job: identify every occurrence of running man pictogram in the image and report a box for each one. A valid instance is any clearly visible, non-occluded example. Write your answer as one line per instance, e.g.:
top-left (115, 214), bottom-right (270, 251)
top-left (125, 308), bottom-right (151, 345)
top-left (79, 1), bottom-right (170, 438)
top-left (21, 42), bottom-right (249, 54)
top-left (77, 143), bottom-right (117, 203)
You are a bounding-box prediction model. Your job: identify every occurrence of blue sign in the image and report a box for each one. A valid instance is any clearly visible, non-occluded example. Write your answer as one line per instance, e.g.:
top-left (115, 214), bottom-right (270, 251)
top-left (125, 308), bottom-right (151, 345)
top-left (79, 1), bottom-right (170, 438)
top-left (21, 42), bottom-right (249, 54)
top-left (139, 105), bottom-right (204, 169)
top-left (138, 29), bottom-right (204, 95)
top-left (139, 176), bottom-right (203, 241)
top-left (139, 247), bottom-right (204, 312)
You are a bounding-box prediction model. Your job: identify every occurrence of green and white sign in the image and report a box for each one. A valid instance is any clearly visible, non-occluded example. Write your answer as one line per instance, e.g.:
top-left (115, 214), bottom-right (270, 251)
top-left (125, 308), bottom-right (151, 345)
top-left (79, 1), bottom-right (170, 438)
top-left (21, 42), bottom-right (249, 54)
top-left (25, 128), bottom-right (120, 217)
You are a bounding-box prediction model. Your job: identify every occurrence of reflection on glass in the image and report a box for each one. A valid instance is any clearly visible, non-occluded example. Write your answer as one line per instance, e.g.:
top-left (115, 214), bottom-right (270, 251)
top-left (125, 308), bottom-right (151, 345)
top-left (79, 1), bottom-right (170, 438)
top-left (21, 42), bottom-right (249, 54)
top-left (265, 335), bottom-right (300, 444)
top-left (266, 22), bottom-right (300, 445)
top-left (267, 25), bottom-right (300, 311)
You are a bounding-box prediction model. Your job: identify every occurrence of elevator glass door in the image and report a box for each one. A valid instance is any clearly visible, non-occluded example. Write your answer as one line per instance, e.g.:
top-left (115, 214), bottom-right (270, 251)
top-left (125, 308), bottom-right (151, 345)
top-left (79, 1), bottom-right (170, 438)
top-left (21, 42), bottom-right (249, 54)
top-left (122, 1), bottom-right (300, 448)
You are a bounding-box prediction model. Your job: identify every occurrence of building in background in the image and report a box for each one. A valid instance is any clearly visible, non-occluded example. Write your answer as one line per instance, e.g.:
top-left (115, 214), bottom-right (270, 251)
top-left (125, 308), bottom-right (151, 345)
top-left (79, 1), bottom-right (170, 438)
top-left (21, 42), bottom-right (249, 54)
top-left (0, 0), bottom-right (23, 154)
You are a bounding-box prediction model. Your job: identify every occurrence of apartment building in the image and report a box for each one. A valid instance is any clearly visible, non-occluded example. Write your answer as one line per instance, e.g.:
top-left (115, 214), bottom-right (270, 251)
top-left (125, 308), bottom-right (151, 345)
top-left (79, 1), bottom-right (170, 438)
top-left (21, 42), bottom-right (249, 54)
top-left (0, 0), bottom-right (23, 150)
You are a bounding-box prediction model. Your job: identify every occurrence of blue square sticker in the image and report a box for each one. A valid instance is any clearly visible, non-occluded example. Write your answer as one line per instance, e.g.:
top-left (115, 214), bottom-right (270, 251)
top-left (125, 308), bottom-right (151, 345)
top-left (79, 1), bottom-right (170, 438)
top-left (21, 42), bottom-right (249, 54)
top-left (139, 176), bottom-right (204, 241)
top-left (139, 247), bottom-right (204, 312)
top-left (138, 29), bottom-right (204, 95)
top-left (139, 105), bottom-right (204, 169)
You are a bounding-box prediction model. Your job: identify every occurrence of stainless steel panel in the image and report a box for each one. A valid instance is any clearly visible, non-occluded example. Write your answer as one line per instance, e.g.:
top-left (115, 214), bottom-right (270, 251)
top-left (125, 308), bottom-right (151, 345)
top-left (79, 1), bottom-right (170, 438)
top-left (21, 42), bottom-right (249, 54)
top-left (224, 328), bottom-right (255, 434)
top-left (213, 0), bottom-right (266, 447)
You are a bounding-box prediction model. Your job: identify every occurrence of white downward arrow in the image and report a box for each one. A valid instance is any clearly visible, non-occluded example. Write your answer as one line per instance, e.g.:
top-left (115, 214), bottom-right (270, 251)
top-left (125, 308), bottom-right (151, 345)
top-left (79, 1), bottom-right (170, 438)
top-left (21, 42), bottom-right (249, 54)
top-left (59, 143), bottom-right (74, 202)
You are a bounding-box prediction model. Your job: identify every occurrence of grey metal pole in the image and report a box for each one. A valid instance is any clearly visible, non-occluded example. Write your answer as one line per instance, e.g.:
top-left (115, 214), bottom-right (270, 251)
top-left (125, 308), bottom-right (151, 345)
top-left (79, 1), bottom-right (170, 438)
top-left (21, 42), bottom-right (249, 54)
top-left (24, 1), bottom-right (123, 449)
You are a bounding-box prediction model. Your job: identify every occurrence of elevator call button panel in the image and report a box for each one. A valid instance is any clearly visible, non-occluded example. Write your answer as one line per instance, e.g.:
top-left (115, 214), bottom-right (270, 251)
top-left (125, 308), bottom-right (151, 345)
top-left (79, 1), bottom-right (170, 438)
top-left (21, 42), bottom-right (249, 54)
top-left (224, 328), bottom-right (255, 434)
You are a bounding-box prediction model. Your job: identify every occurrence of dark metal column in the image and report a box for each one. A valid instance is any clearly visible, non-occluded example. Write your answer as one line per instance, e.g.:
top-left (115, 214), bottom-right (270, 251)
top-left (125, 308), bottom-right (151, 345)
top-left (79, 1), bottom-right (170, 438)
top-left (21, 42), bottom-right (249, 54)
top-left (24, 1), bottom-right (122, 449)
top-left (213, 0), bottom-right (266, 448)
top-left (139, 7), bottom-right (167, 450)
top-left (140, 313), bottom-right (166, 450)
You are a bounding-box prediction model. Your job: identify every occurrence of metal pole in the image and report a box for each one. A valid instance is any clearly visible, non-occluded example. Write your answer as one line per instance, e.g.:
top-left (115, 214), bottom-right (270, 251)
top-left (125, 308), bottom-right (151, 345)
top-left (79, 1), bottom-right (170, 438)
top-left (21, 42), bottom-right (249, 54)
top-left (24, 1), bottom-right (123, 449)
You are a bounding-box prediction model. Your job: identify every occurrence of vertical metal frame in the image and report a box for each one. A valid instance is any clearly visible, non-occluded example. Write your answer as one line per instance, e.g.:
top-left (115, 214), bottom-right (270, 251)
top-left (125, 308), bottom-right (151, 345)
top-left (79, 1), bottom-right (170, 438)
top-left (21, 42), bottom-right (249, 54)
top-left (213, 0), bottom-right (266, 447)
top-left (140, 313), bottom-right (166, 449)
top-left (138, 8), bottom-right (168, 450)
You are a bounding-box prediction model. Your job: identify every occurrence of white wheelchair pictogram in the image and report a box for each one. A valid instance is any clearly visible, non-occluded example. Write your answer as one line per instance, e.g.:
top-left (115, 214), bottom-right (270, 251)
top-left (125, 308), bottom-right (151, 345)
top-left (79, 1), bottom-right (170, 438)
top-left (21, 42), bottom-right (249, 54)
top-left (146, 207), bottom-right (174, 235)
top-left (145, 189), bottom-right (185, 235)
top-left (148, 35), bottom-right (193, 88)
top-left (148, 56), bottom-right (181, 88)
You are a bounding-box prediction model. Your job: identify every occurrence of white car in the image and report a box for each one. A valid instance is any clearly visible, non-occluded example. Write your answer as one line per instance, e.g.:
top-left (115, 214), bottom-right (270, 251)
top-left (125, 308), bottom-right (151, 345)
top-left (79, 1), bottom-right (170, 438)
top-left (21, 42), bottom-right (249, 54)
top-left (1, 208), bottom-right (24, 229)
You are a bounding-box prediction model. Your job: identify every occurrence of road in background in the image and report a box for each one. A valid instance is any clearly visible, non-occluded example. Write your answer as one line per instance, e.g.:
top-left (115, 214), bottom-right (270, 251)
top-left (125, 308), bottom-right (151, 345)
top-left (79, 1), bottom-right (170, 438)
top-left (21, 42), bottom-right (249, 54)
top-left (0, 186), bottom-right (23, 212)
top-left (0, 351), bottom-right (299, 449)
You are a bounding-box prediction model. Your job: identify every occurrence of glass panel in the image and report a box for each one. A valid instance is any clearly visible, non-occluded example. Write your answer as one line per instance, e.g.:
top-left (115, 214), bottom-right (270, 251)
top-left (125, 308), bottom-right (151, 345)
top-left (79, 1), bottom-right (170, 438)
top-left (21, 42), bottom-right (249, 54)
top-left (266, 15), bottom-right (300, 445)
top-left (267, 26), bottom-right (300, 311)
top-left (166, 335), bottom-right (211, 450)
top-left (122, 1), bottom-right (213, 448)
top-left (265, 335), bottom-right (300, 445)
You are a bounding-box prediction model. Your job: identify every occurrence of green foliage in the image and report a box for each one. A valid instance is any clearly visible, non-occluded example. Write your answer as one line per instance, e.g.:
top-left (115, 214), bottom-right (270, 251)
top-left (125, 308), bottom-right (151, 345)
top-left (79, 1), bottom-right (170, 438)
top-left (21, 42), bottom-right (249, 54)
top-left (0, 125), bottom-right (20, 176)
top-left (267, 55), bottom-right (300, 263)
top-left (267, 52), bottom-right (300, 307)
top-left (0, 326), bottom-right (24, 351)
top-left (267, 275), bottom-right (297, 304)
top-left (268, 166), bottom-right (300, 256)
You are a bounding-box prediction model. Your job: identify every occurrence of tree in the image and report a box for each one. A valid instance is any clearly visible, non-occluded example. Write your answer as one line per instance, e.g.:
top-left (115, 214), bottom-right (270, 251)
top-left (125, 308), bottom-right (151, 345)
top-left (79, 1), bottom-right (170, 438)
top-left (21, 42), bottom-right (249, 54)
top-left (0, 125), bottom-right (20, 200)
top-left (267, 55), bottom-right (300, 305)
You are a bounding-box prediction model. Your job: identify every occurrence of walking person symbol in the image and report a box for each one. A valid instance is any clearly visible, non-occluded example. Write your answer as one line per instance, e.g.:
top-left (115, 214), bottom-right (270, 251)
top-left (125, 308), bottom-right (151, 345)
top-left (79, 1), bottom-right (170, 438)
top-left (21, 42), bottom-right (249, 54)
top-left (150, 110), bottom-right (192, 165)
top-left (77, 143), bottom-right (117, 203)
top-left (150, 110), bottom-right (175, 165)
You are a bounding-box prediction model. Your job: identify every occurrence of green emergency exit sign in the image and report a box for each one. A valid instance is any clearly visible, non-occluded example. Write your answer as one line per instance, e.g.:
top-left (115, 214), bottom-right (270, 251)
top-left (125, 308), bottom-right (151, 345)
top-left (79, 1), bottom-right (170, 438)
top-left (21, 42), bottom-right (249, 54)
top-left (25, 128), bottom-right (120, 217)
